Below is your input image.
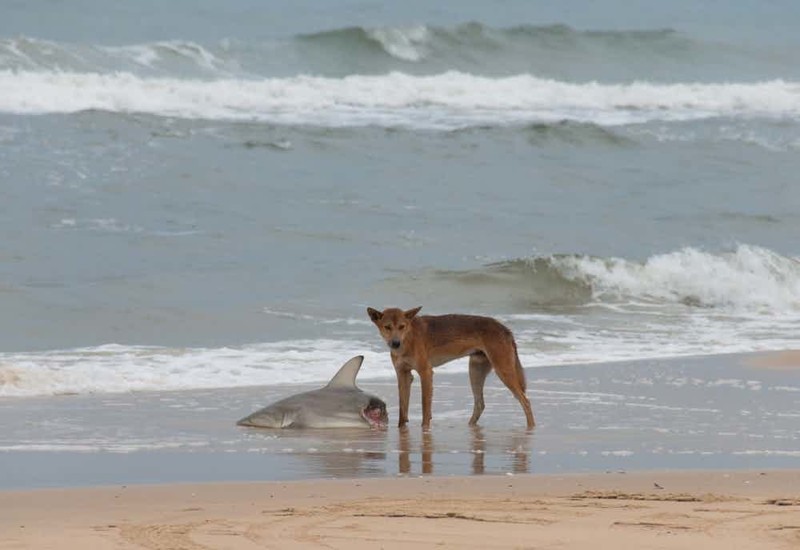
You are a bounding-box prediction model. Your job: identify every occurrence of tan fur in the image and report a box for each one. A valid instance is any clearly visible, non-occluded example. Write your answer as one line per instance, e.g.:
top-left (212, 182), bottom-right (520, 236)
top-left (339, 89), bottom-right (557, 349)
top-left (367, 306), bottom-right (535, 429)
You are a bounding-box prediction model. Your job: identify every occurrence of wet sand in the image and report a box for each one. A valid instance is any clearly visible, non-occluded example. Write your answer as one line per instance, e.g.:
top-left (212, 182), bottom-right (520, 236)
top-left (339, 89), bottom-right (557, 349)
top-left (1, 470), bottom-right (799, 549)
top-left (0, 350), bottom-right (798, 548)
top-left (2, 350), bottom-right (798, 489)
top-left (747, 349), bottom-right (800, 370)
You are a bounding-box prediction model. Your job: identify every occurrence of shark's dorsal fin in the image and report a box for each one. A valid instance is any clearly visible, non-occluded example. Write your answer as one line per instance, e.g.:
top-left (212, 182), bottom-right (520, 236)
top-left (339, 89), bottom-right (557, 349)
top-left (325, 355), bottom-right (364, 388)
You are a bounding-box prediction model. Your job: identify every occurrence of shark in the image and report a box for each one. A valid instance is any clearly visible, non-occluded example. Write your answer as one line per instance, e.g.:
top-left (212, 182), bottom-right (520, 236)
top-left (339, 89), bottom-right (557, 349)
top-left (236, 355), bottom-right (388, 429)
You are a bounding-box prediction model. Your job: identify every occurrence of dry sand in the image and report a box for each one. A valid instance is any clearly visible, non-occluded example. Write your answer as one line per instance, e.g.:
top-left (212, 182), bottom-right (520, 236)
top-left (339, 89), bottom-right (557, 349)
top-left (2, 470), bottom-right (799, 549)
top-left (747, 349), bottom-right (800, 370)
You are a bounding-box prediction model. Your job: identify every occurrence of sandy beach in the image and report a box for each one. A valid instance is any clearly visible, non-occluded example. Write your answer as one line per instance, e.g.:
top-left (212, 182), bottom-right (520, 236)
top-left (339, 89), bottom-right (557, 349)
top-left (2, 470), bottom-right (799, 549)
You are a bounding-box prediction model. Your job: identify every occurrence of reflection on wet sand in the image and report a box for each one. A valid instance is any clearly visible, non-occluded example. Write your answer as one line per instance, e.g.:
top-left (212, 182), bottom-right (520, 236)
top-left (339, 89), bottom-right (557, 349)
top-left (302, 447), bottom-right (388, 478)
top-left (471, 426), bottom-right (486, 474)
top-left (242, 422), bottom-right (536, 478)
top-left (398, 427), bottom-right (435, 475)
top-left (398, 426), bottom-right (534, 476)
top-left (247, 427), bottom-right (389, 478)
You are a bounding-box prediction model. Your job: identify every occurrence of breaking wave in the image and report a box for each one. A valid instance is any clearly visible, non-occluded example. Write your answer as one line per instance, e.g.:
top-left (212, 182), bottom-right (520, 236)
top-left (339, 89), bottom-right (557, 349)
top-left (0, 25), bottom-right (696, 74)
top-left (0, 341), bottom-right (393, 398)
top-left (2, 21), bottom-right (798, 130)
top-left (299, 23), bottom-right (690, 66)
top-left (442, 244), bottom-right (800, 312)
top-left (2, 70), bottom-right (799, 129)
top-left (0, 36), bottom-right (233, 75)
top-left (2, 245), bottom-right (797, 398)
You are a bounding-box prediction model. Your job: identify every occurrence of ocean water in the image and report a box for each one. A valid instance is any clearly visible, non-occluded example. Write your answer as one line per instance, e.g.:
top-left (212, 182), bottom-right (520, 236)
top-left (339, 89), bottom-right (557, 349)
top-left (2, 0), bottom-right (800, 399)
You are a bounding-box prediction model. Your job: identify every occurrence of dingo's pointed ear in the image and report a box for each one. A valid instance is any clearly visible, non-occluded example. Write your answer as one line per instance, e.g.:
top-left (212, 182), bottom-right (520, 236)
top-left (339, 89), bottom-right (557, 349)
top-left (367, 307), bottom-right (383, 323)
top-left (404, 306), bottom-right (422, 319)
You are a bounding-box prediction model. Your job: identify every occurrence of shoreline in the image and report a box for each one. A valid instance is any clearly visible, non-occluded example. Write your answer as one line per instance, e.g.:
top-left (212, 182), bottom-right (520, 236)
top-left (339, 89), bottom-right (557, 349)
top-left (1, 350), bottom-right (797, 547)
top-left (0, 349), bottom-right (798, 490)
top-left (2, 469), bottom-right (798, 549)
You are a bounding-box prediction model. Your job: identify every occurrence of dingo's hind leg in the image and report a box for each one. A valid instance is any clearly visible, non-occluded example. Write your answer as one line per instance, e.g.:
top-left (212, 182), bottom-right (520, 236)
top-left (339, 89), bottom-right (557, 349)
top-left (487, 345), bottom-right (535, 429)
top-left (468, 353), bottom-right (492, 425)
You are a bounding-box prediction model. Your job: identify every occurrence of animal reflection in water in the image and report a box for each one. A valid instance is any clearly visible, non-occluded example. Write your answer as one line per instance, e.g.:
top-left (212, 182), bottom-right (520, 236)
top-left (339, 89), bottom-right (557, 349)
top-left (397, 426), bottom-right (532, 476)
top-left (241, 425), bottom-right (533, 477)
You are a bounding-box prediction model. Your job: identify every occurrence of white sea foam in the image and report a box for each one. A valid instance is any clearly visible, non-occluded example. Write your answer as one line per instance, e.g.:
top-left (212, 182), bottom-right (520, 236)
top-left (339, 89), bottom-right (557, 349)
top-left (1, 332), bottom-right (794, 399)
top-left (0, 440), bottom-right (210, 453)
top-left (600, 450), bottom-right (634, 457)
top-left (0, 341), bottom-right (394, 398)
top-left (103, 40), bottom-right (229, 72)
top-left (733, 450), bottom-right (800, 457)
top-left (2, 70), bottom-right (800, 128)
top-left (2, 245), bottom-right (797, 398)
top-left (366, 26), bottom-right (431, 62)
top-left (550, 244), bottom-right (800, 312)
top-left (0, 37), bottom-right (230, 74)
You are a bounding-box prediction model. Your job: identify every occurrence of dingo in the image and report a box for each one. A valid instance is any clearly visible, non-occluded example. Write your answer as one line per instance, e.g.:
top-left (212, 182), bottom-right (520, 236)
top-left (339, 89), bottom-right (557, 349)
top-left (367, 306), bottom-right (535, 429)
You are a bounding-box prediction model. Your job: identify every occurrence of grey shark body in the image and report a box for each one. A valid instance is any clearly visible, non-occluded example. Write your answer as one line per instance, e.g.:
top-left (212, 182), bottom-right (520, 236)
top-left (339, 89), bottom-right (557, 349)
top-left (237, 355), bottom-right (388, 429)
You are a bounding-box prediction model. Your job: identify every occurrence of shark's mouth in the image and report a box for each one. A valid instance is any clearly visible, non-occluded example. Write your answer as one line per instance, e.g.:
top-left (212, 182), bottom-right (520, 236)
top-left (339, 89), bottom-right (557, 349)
top-left (362, 398), bottom-right (388, 428)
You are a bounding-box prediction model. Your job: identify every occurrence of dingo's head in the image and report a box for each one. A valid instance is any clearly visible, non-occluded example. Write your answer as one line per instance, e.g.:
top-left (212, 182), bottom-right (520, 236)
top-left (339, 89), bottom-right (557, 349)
top-left (367, 306), bottom-right (422, 351)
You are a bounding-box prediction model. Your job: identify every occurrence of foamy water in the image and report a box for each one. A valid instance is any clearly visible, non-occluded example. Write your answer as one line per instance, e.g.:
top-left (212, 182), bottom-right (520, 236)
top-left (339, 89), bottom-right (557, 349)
top-left (0, 342), bottom-right (390, 397)
top-left (550, 245), bottom-right (800, 312)
top-left (1, 244), bottom-right (797, 398)
top-left (2, 70), bottom-right (799, 128)
top-left (1, 352), bottom-right (796, 487)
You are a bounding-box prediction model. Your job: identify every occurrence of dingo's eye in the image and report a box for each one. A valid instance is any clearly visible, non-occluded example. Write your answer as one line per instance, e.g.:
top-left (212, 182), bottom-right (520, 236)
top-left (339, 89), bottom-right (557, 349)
top-left (398, 324), bottom-right (406, 330)
top-left (384, 325), bottom-right (391, 330)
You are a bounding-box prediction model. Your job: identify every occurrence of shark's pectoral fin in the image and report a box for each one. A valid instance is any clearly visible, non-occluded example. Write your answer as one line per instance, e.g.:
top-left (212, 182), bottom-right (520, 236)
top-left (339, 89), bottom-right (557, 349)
top-left (237, 408), bottom-right (297, 429)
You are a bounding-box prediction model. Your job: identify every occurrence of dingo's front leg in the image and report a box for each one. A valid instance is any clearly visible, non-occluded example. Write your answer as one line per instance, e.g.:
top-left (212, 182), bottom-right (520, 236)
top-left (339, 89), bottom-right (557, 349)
top-left (418, 363), bottom-right (434, 429)
top-left (395, 367), bottom-right (413, 427)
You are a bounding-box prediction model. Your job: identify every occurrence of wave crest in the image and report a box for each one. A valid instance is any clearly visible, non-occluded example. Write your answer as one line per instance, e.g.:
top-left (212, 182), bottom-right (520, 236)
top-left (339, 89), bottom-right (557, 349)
top-left (557, 245), bottom-right (800, 311)
top-left (0, 36), bottom-right (231, 75)
top-left (1, 23), bottom-right (788, 84)
top-left (298, 23), bottom-right (684, 64)
top-left (440, 245), bottom-right (800, 312)
top-left (300, 25), bottom-right (432, 62)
